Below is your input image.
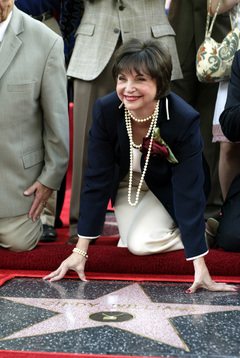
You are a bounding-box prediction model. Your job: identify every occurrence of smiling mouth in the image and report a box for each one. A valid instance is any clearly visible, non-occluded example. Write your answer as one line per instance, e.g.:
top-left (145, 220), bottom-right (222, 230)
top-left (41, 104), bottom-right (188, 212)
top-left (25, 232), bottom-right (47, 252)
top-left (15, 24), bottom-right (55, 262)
top-left (124, 96), bottom-right (140, 101)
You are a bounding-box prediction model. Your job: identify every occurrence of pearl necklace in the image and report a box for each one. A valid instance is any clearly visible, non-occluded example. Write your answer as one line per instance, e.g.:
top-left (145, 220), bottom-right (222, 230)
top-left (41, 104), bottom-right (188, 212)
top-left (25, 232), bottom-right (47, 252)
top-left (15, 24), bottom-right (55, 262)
top-left (125, 100), bottom-right (160, 206)
top-left (126, 109), bottom-right (153, 122)
top-left (125, 111), bottom-right (156, 150)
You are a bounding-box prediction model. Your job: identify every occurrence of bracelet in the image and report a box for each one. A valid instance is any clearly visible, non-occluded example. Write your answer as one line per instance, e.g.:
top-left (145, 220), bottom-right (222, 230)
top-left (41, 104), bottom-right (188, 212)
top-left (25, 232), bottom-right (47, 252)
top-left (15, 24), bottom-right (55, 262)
top-left (72, 248), bottom-right (88, 259)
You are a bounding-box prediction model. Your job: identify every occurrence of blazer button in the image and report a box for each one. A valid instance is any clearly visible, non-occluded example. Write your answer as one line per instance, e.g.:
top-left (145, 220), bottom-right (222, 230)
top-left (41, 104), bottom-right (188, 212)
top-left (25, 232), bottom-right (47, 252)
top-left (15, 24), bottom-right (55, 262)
top-left (119, 5), bottom-right (125, 10)
top-left (114, 28), bottom-right (120, 34)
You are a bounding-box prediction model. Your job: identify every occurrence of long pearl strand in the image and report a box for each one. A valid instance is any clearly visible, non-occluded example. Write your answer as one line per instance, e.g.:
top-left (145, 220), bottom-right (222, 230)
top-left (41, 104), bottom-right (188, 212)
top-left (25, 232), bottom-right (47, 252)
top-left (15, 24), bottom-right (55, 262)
top-left (125, 110), bottom-right (156, 150)
top-left (125, 100), bottom-right (160, 206)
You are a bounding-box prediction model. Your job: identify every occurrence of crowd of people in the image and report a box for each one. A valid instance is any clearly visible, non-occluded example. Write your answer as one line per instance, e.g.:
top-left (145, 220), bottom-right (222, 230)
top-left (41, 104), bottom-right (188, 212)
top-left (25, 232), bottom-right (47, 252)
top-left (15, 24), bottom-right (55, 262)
top-left (0, 0), bottom-right (240, 293)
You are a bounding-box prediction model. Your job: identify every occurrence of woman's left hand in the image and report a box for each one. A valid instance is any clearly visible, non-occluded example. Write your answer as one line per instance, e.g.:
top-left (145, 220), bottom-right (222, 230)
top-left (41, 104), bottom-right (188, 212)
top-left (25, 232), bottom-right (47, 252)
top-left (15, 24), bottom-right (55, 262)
top-left (186, 257), bottom-right (239, 293)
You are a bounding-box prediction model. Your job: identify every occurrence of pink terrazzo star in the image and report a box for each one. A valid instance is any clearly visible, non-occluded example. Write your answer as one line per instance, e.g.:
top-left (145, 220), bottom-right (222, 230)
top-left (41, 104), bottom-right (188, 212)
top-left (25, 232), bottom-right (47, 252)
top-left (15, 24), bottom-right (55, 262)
top-left (1, 283), bottom-right (239, 351)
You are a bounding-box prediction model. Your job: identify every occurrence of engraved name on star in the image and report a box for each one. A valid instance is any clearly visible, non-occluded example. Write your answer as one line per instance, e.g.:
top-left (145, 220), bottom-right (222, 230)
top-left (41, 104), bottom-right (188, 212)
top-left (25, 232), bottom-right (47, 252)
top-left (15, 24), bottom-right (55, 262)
top-left (1, 283), bottom-right (239, 351)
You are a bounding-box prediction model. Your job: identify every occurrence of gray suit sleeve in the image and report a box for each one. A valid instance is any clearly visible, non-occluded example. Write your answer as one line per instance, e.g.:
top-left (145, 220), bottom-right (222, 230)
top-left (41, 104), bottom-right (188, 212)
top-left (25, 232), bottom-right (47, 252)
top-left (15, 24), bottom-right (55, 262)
top-left (38, 36), bottom-right (69, 189)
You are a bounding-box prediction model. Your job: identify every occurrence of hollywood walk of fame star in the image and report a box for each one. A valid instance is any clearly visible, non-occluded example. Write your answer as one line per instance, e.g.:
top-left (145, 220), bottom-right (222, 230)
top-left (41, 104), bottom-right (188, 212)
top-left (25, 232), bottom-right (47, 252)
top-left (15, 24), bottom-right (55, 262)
top-left (1, 283), bottom-right (239, 351)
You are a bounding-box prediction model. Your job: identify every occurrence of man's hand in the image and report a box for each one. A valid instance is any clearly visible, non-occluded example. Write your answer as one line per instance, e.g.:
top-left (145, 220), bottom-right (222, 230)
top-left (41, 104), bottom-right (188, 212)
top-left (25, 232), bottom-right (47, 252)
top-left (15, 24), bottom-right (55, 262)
top-left (24, 181), bottom-right (53, 221)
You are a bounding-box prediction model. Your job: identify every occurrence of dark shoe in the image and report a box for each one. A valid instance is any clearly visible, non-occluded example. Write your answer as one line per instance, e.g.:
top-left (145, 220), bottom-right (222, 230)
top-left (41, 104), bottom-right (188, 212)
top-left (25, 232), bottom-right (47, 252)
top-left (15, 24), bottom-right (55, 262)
top-left (66, 235), bottom-right (79, 245)
top-left (40, 225), bottom-right (58, 243)
top-left (205, 218), bottom-right (219, 249)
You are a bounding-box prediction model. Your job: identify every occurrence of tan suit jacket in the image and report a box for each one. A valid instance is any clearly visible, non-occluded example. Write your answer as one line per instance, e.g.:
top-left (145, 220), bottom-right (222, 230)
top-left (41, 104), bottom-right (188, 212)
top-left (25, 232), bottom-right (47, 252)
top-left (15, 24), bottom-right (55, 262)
top-left (67, 0), bottom-right (182, 81)
top-left (0, 6), bottom-right (69, 217)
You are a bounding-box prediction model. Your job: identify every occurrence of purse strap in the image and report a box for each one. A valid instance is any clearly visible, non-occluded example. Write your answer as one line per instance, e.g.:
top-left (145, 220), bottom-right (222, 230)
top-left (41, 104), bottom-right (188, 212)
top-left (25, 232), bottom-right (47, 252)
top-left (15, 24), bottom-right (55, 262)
top-left (229, 4), bottom-right (239, 30)
top-left (206, 0), bottom-right (239, 37)
top-left (206, 0), bottom-right (223, 37)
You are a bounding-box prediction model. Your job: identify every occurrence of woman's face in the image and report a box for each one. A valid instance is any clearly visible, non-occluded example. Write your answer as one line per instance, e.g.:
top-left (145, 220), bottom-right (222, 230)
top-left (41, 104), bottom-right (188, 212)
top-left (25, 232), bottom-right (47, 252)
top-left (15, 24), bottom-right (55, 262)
top-left (116, 69), bottom-right (158, 118)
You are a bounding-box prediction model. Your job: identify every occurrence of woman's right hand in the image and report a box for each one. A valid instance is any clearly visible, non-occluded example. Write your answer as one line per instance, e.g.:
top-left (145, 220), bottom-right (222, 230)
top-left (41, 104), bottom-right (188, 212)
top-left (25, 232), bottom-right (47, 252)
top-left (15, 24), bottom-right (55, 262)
top-left (43, 252), bottom-right (88, 282)
top-left (43, 237), bottom-right (91, 282)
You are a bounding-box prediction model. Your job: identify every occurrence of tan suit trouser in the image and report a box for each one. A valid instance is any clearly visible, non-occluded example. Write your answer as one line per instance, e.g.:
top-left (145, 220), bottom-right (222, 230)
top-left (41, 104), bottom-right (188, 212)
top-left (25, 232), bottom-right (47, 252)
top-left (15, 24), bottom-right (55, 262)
top-left (40, 190), bottom-right (57, 227)
top-left (69, 57), bottom-right (116, 237)
top-left (0, 214), bottom-right (42, 252)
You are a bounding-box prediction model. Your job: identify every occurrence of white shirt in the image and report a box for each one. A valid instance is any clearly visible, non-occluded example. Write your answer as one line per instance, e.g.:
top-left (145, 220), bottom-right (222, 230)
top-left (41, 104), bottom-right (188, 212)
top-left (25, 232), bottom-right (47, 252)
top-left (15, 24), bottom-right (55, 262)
top-left (132, 147), bottom-right (141, 173)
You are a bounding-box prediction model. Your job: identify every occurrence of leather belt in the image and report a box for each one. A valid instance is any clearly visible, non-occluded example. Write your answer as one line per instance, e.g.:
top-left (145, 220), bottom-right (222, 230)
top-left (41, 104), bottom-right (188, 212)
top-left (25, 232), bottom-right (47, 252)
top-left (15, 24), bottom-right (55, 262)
top-left (32, 11), bottom-right (53, 22)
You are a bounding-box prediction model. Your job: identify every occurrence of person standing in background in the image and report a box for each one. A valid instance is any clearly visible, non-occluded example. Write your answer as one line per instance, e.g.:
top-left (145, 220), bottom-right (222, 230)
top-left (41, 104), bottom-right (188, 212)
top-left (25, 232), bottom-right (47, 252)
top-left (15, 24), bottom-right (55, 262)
top-left (210, 0), bottom-right (240, 202)
top-left (209, 1), bottom-right (240, 250)
top-left (168, 0), bottom-right (231, 221)
top-left (59, 0), bottom-right (84, 66)
top-left (67, 0), bottom-right (183, 244)
top-left (15, 0), bottom-right (62, 32)
top-left (16, 0), bottom-right (84, 64)
top-left (214, 49), bottom-right (240, 252)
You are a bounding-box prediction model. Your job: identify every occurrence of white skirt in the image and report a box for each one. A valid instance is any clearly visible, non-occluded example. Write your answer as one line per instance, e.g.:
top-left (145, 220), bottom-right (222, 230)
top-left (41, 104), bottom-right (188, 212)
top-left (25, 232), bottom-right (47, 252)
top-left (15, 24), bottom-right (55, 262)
top-left (212, 80), bottom-right (230, 143)
top-left (114, 175), bottom-right (184, 255)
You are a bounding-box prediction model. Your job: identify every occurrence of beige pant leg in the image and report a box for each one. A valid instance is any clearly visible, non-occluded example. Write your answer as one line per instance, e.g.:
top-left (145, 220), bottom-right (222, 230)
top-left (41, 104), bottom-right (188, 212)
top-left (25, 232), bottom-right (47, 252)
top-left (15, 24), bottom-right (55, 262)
top-left (114, 187), bottom-right (184, 255)
top-left (0, 214), bottom-right (42, 252)
top-left (69, 59), bottom-right (116, 237)
top-left (40, 190), bottom-right (57, 227)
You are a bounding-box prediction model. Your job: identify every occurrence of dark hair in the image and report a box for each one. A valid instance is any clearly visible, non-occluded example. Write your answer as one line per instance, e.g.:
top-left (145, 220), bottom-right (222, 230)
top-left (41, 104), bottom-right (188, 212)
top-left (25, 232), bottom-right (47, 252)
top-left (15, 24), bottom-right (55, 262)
top-left (112, 38), bottom-right (172, 99)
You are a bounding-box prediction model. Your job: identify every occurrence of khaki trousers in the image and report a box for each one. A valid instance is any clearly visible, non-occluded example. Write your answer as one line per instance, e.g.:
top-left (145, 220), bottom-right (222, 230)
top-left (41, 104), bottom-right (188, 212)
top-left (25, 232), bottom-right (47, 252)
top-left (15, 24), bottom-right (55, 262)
top-left (69, 57), bottom-right (116, 237)
top-left (40, 190), bottom-right (57, 227)
top-left (0, 214), bottom-right (42, 252)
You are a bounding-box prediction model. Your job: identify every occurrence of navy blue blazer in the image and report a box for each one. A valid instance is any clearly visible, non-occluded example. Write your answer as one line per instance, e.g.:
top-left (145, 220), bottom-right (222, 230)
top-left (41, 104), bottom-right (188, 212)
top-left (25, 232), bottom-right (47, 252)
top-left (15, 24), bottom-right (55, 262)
top-left (78, 91), bottom-right (209, 259)
top-left (220, 50), bottom-right (240, 142)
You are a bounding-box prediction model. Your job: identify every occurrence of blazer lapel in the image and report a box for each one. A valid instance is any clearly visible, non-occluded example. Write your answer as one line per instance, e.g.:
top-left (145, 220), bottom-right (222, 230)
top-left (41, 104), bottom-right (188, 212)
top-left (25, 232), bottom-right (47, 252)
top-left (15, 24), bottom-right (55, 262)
top-left (158, 97), bottom-right (168, 124)
top-left (117, 107), bottom-right (130, 177)
top-left (0, 6), bottom-right (23, 80)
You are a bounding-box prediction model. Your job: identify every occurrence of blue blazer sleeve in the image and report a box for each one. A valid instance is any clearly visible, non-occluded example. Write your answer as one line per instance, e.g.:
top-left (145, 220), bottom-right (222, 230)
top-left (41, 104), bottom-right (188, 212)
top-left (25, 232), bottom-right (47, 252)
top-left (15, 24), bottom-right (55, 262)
top-left (171, 108), bottom-right (207, 259)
